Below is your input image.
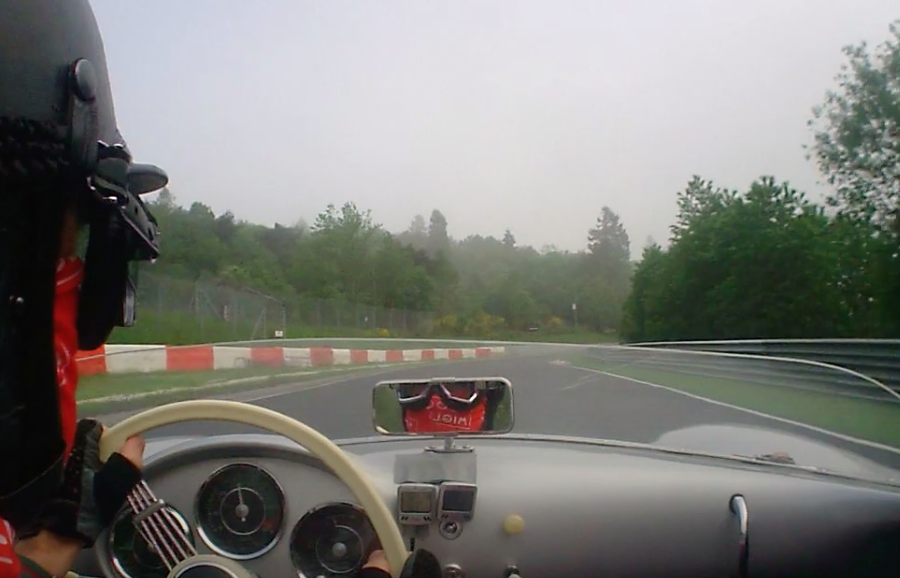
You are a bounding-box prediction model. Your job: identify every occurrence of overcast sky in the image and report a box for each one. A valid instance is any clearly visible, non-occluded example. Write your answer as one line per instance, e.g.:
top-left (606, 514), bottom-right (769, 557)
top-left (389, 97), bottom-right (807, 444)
top-left (92, 0), bottom-right (898, 257)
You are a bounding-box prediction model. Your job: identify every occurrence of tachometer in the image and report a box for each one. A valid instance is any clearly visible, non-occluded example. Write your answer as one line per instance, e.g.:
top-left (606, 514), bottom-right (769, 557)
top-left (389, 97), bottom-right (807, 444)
top-left (109, 506), bottom-right (193, 578)
top-left (195, 463), bottom-right (285, 559)
top-left (290, 503), bottom-right (377, 578)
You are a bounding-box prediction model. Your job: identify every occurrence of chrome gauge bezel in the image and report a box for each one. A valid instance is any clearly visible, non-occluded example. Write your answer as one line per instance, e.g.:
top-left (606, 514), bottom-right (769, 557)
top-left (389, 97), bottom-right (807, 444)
top-left (289, 502), bottom-right (374, 578)
top-left (194, 462), bottom-right (287, 560)
top-left (108, 505), bottom-right (193, 578)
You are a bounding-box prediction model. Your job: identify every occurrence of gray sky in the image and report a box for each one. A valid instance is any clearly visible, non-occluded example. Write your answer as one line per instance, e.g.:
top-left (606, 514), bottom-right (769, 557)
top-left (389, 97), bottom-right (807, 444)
top-left (92, 1), bottom-right (898, 257)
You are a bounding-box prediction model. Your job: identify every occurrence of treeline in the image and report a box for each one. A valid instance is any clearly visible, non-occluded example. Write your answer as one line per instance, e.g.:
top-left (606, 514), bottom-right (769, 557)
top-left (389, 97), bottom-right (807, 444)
top-left (143, 195), bottom-right (633, 338)
top-left (622, 176), bottom-right (899, 340)
top-left (622, 23), bottom-right (900, 341)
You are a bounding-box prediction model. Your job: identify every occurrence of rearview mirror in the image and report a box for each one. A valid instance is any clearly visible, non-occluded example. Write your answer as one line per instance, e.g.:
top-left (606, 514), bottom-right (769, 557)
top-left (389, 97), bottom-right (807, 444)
top-left (372, 377), bottom-right (514, 436)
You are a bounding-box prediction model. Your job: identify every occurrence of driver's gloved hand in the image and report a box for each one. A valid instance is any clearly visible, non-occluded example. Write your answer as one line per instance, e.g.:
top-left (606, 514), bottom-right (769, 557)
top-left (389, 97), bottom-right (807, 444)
top-left (360, 549), bottom-right (442, 578)
top-left (398, 549), bottom-right (442, 578)
top-left (15, 419), bottom-right (143, 547)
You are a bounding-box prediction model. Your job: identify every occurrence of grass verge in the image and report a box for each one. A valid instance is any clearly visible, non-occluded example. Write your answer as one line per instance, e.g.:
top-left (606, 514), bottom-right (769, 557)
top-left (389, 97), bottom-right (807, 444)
top-left (78, 366), bottom-right (298, 401)
top-left (108, 315), bottom-right (617, 348)
top-left (225, 332), bottom-right (616, 350)
top-left (77, 363), bottom-right (428, 416)
top-left (567, 355), bottom-right (900, 449)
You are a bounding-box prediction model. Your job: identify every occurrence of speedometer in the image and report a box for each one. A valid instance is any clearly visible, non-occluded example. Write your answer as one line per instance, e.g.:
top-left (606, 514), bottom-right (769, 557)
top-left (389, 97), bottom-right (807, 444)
top-left (195, 463), bottom-right (285, 559)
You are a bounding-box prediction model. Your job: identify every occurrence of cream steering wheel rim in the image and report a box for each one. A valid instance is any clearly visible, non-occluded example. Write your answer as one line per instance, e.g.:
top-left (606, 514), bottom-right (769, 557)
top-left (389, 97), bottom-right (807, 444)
top-left (99, 399), bottom-right (408, 578)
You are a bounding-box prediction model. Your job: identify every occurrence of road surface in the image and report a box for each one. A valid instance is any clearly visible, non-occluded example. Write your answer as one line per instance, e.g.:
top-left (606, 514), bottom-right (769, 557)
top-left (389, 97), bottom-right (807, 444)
top-left (99, 355), bottom-right (900, 473)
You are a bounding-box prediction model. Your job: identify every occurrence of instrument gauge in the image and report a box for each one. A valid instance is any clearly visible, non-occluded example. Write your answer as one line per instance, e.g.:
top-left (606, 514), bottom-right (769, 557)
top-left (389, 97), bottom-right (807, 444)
top-left (290, 503), bottom-right (377, 578)
top-left (195, 463), bottom-right (285, 559)
top-left (108, 506), bottom-right (193, 578)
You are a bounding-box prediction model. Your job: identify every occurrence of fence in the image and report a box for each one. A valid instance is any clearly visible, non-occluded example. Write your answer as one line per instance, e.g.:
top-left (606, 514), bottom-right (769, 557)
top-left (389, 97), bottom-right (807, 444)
top-left (115, 274), bottom-right (436, 344)
top-left (626, 339), bottom-right (900, 392)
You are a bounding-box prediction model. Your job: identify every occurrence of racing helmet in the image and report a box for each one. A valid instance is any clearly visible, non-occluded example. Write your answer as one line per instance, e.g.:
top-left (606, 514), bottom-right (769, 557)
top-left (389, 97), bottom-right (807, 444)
top-left (0, 0), bottom-right (165, 526)
top-left (394, 379), bottom-right (501, 411)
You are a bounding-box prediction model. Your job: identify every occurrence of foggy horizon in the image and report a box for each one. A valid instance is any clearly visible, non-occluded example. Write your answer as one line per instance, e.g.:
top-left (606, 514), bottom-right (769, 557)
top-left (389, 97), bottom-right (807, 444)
top-left (92, 1), bottom-right (899, 257)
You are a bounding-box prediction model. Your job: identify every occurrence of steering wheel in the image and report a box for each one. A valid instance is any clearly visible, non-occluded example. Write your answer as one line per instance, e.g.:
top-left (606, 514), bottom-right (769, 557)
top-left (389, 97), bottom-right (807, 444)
top-left (99, 399), bottom-right (409, 578)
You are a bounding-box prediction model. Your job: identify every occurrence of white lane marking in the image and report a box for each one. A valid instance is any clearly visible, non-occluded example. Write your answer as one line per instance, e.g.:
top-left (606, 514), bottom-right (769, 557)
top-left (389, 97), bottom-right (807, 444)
top-left (239, 374), bottom-right (373, 402)
top-left (559, 374), bottom-right (599, 391)
top-left (563, 363), bottom-right (900, 457)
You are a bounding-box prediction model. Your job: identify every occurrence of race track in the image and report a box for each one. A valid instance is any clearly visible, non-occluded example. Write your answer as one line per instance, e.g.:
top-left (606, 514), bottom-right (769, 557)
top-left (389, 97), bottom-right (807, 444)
top-left (121, 355), bottom-right (900, 472)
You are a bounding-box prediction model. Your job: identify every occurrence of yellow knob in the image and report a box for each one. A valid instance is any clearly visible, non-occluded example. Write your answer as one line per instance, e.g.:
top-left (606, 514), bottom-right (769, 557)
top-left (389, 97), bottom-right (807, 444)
top-left (503, 514), bottom-right (525, 535)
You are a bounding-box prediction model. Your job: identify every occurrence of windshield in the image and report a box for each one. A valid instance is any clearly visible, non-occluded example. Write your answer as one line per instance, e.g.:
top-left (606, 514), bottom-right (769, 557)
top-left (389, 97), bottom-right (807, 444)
top-left (78, 338), bottom-right (900, 486)
top-left (69, 3), bottom-right (900, 489)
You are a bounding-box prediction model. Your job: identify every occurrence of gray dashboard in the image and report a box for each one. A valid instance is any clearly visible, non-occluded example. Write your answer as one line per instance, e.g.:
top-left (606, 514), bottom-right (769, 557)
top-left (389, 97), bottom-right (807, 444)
top-left (79, 434), bottom-right (900, 578)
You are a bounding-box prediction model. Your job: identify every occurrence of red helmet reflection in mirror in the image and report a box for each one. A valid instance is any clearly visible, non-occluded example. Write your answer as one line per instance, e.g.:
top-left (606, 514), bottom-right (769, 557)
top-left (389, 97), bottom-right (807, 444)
top-left (0, 0), bottom-right (165, 528)
top-left (394, 381), bottom-right (504, 433)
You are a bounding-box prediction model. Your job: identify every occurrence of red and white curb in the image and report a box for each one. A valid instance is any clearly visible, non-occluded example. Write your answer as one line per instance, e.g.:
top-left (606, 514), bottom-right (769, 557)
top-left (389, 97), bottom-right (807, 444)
top-left (76, 344), bottom-right (506, 376)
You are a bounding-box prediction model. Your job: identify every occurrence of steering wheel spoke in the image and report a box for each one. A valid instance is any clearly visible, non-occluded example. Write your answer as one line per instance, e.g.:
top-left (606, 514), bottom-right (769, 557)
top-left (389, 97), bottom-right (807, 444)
top-left (126, 481), bottom-right (197, 570)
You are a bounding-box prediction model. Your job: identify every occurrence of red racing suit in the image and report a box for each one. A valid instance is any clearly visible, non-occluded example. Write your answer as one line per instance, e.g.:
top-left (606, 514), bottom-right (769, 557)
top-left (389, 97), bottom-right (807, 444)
top-left (402, 392), bottom-right (488, 433)
top-left (0, 257), bottom-right (84, 578)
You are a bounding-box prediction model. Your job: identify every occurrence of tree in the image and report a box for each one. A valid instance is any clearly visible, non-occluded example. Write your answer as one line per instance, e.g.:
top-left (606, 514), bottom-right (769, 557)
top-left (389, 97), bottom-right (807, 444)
top-left (310, 203), bottom-right (381, 304)
top-left (502, 228), bottom-right (516, 249)
top-left (187, 202), bottom-right (215, 221)
top-left (137, 192), bottom-right (632, 340)
top-left (156, 187), bottom-right (176, 209)
top-left (671, 176), bottom-right (736, 242)
top-left (427, 209), bottom-right (450, 256)
top-left (219, 226), bottom-right (291, 294)
top-left (409, 214), bottom-right (427, 236)
top-left (584, 207), bottom-right (632, 328)
top-left (620, 243), bottom-right (668, 341)
top-left (587, 207), bottom-right (630, 274)
top-left (808, 20), bottom-right (900, 335)
top-left (399, 214), bottom-right (429, 251)
top-left (808, 21), bottom-right (900, 232)
top-left (620, 176), bottom-right (849, 341)
top-left (213, 211), bottom-right (238, 245)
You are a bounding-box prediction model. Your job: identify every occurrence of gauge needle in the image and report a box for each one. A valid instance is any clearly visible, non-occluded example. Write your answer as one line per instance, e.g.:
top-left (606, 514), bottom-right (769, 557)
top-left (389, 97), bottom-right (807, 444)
top-left (235, 485), bottom-right (249, 522)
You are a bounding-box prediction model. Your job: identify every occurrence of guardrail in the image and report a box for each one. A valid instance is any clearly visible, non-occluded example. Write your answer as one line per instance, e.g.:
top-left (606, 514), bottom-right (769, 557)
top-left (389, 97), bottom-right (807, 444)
top-left (587, 346), bottom-right (899, 403)
top-left (626, 339), bottom-right (900, 391)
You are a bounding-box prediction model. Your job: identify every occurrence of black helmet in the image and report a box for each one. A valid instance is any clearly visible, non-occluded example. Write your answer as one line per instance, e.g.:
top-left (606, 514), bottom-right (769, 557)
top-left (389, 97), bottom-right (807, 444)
top-left (0, 0), bottom-right (165, 526)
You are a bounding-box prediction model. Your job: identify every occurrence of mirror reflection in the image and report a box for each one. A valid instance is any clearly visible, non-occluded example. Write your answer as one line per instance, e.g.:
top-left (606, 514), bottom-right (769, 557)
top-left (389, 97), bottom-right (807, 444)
top-left (372, 377), bottom-right (514, 435)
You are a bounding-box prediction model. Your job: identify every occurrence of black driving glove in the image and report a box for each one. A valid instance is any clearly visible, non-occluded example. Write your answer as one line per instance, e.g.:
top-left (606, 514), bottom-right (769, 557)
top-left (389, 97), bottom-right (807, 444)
top-left (16, 419), bottom-right (142, 547)
top-left (359, 549), bottom-right (442, 578)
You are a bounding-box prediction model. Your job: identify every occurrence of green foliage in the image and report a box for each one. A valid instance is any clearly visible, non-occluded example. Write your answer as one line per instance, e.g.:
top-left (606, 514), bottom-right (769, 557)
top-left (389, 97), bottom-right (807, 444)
top-left (808, 20), bottom-right (900, 334)
top-left (134, 194), bottom-right (631, 344)
top-left (620, 19), bottom-right (900, 342)
top-left (808, 22), bottom-right (900, 231)
top-left (622, 177), bottom-right (851, 340)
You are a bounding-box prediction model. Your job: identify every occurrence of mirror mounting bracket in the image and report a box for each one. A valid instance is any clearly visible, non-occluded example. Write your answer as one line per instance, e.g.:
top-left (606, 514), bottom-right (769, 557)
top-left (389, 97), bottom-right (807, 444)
top-left (424, 435), bottom-right (474, 454)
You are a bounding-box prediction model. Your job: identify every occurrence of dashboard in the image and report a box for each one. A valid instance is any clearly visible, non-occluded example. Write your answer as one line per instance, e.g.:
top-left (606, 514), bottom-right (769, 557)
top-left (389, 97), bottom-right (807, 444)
top-left (79, 433), bottom-right (900, 578)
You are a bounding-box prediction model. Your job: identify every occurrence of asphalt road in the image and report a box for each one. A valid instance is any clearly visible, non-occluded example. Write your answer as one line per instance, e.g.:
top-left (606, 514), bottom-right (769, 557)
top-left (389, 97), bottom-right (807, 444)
top-left (101, 355), bottom-right (900, 474)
